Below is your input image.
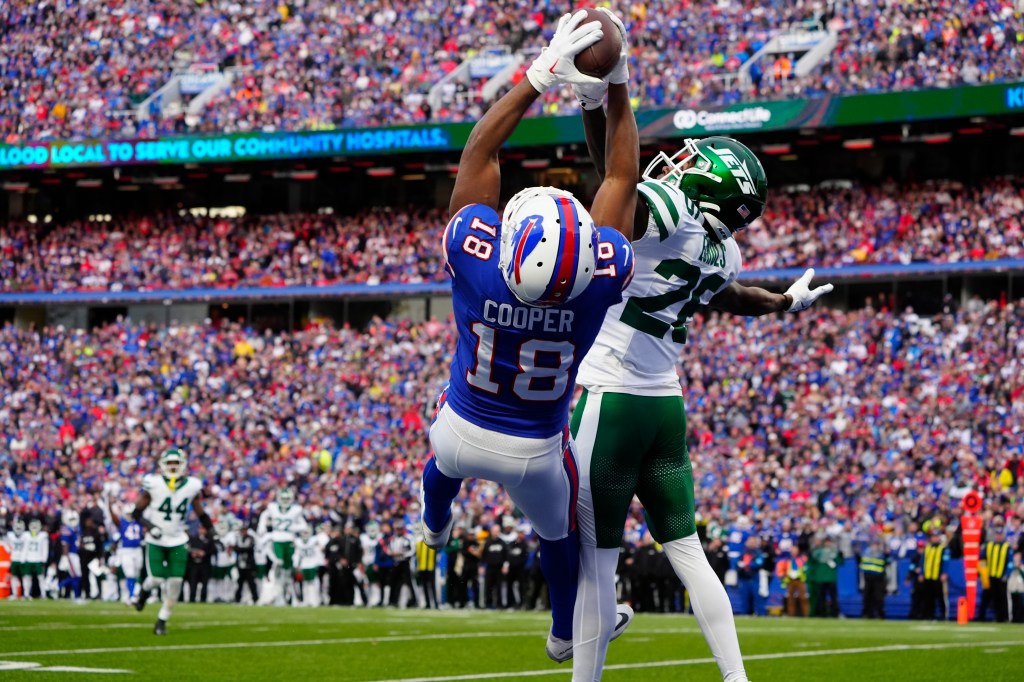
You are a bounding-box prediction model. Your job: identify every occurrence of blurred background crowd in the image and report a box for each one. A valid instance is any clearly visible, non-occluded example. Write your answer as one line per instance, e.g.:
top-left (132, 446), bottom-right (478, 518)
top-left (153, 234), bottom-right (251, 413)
top-left (2, 297), bottom-right (1021, 614)
top-left (1, 176), bottom-right (1021, 294)
top-left (2, 1), bottom-right (1022, 141)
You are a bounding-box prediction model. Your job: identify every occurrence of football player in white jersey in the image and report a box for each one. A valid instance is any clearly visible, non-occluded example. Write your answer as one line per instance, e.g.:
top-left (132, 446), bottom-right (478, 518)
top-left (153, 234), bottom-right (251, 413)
top-left (359, 521), bottom-right (382, 606)
top-left (569, 23), bottom-right (833, 678)
top-left (4, 519), bottom-right (27, 599)
top-left (257, 488), bottom-right (307, 605)
top-left (294, 526), bottom-right (324, 607)
top-left (22, 519), bottom-right (49, 599)
top-left (131, 448), bottom-right (214, 635)
top-left (212, 516), bottom-right (239, 603)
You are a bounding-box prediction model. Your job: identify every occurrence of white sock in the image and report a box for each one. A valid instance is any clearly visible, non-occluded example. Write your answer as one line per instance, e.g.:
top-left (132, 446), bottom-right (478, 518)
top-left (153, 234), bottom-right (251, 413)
top-left (158, 577), bottom-right (183, 622)
top-left (663, 534), bottom-right (748, 682)
top-left (572, 545), bottom-right (620, 682)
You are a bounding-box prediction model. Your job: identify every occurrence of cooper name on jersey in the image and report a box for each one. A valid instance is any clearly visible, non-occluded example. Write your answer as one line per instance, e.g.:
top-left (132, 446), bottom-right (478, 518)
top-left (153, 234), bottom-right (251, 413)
top-left (483, 299), bottom-right (575, 333)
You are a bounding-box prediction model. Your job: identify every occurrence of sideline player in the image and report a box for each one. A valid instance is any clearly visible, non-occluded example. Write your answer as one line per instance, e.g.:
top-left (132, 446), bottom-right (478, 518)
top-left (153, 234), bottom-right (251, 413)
top-left (4, 519), bottom-right (27, 599)
top-left (257, 488), bottom-right (307, 605)
top-left (567, 13), bottom-right (834, 678)
top-left (107, 501), bottom-right (146, 604)
top-left (132, 448), bottom-right (214, 635)
top-left (419, 10), bottom-right (638, 662)
top-left (22, 519), bottom-right (49, 599)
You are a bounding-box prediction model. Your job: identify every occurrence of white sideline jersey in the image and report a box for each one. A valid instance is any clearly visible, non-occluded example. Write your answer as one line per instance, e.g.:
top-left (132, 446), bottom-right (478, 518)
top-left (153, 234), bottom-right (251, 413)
top-left (142, 474), bottom-right (204, 547)
top-left (24, 532), bottom-right (49, 563)
top-left (257, 502), bottom-right (306, 543)
top-left (577, 179), bottom-right (742, 396)
top-left (5, 531), bottom-right (26, 563)
top-left (295, 536), bottom-right (325, 570)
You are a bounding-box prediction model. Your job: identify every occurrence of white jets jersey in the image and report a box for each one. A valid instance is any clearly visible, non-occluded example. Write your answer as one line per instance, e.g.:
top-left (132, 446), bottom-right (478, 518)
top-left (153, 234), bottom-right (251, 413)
top-left (360, 533), bottom-right (378, 566)
top-left (142, 474), bottom-right (204, 547)
top-left (295, 536), bottom-right (325, 570)
top-left (24, 532), bottom-right (49, 563)
top-left (257, 502), bottom-right (306, 543)
top-left (578, 179), bottom-right (742, 395)
top-left (215, 530), bottom-right (238, 567)
top-left (5, 531), bottom-right (26, 563)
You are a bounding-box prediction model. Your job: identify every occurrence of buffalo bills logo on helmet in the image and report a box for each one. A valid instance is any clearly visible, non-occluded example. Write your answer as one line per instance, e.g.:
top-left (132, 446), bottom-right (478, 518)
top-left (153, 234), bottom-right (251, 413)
top-left (510, 215), bottom-right (545, 286)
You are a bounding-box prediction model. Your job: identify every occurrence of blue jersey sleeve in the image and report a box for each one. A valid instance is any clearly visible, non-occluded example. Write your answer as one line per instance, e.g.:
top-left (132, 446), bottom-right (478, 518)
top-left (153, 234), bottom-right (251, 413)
top-left (442, 204), bottom-right (502, 281)
top-left (592, 227), bottom-right (635, 301)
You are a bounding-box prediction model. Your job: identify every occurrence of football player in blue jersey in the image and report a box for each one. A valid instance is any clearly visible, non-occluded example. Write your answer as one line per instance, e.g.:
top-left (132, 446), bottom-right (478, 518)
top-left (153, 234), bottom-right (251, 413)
top-left (419, 10), bottom-right (639, 664)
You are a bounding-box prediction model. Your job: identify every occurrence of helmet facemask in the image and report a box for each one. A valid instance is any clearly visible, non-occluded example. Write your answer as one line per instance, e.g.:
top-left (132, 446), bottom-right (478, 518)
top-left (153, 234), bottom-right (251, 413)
top-left (159, 448), bottom-right (186, 478)
top-left (643, 137), bottom-right (767, 243)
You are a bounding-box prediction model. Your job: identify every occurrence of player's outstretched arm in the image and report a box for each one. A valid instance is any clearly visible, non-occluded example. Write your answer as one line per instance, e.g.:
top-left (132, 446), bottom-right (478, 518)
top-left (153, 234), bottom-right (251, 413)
top-left (448, 10), bottom-right (604, 216)
top-left (576, 10), bottom-right (643, 241)
top-left (588, 81), bottom-right (638, 240)
top-left (711, 268), bottom-right (834, 316)
top-left (192, 496), bottom-right (215, 536)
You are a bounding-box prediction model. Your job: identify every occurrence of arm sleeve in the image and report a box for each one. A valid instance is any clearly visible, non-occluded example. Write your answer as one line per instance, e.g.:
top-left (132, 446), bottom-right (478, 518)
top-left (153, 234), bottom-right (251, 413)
top-left (594, 227), bottom-right (635, 296)
top-left (442, 204), bottom-right (501, 280)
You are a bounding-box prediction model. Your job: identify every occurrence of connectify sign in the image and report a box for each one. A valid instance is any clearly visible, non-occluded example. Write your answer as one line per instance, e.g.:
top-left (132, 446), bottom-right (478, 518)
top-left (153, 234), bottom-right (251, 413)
top-left (673, 106), bottom-right (773, 132)
top-left (0, 127), bottom-right (452, 170)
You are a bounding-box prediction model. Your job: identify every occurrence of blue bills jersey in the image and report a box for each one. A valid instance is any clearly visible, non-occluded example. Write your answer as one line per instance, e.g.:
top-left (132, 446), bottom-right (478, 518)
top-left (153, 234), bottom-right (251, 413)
top-left (442, 203), bottom-right (634, 438)
top-left (61, 527), bottom-right (79, 554)
top-left (118, 518), bottom-right (144, 549)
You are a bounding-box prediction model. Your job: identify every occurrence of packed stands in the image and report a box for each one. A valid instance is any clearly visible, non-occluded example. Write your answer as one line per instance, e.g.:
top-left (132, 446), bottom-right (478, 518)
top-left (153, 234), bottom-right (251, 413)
top-left (3, 1), bottom-right (1022, 141)
top-left (3, 297), bottom-right (1021, 551)
top-left (1, 178), bottom-right (1021, 294)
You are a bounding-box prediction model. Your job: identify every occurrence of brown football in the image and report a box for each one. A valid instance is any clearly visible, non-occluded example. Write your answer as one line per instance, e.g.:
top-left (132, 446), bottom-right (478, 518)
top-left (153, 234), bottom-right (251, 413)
top-left (572, 8), bottom-right (623, 79)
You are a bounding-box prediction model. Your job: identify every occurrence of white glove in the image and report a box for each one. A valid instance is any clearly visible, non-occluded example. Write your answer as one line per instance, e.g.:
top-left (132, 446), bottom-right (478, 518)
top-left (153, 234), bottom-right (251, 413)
top-left (527, 10), bottom-right (605, 93)
top-left (598, 8), bottom-right (629, 85)
top-left (784, 268), bottom-right (834, 312)
top-left (571, 9), bottom-right (629, 110)
top-left (148, 526), bottom-right (162, 540)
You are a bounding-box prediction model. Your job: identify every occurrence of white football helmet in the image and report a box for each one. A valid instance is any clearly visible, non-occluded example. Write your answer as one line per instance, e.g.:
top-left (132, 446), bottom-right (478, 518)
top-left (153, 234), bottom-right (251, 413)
top-left (13, 518), bottom-right (25, 534)
top-left (299, 525), bottom-right (313, 540)
top-left (158, 448), bottom-right (187, 478)
top-left (28, 518), bottom-right (42, 534)
top-left (62, 509), bottom-right (80, 529)
top-left (499, 187), bottom-right (598, 307)
top-left (277, 488), bottom-right (295, 508)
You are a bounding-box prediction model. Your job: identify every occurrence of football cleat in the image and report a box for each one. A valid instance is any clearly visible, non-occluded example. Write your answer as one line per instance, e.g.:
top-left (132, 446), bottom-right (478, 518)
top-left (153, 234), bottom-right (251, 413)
top-left (419, 485), bottom-right (454, 551)
top-left (545, 603), bottom-right (634, 663)
top-left (154, 618), bottom-right (167, 636)
top-left (134, 589), bottom-right (151, 612)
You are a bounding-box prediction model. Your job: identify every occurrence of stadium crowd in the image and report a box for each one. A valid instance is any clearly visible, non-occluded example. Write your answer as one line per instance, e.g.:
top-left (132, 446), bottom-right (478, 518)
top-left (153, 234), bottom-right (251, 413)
top-left (1, 296), bottom-right (1022, 616)
top-left (2, 1), bottom-right (1022, 140)
top-left (1, 177), bottom-right (1022, 294)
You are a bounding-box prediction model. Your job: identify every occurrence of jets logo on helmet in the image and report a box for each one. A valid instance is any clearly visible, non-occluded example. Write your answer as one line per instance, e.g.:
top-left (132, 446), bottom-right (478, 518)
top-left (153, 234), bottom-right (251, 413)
top-left (498, 186), bottom-right (597, 307)
top-left (158, 448), bottom-right (187, 479)
top-left (643, 136), bottom-right (767, 243)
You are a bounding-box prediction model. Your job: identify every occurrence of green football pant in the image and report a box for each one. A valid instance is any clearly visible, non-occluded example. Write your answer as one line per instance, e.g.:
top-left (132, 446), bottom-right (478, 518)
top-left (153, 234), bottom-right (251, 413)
top-left (570, 389), bottom-right (696, 548)
top-left (272, 542), bottom-right (295, 570)
top-left (146, 544), bottom-right (189, 579)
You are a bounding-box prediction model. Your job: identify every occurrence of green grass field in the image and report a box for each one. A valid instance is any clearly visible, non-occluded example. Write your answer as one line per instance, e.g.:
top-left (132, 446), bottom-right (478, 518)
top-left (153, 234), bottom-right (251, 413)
top-left (1, 601), bottom-right (1022, 681)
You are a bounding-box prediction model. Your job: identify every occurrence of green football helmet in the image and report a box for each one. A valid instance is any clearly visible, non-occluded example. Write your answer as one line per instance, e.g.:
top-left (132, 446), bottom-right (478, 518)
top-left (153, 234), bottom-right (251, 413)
top-left (158, 448), bottom-right (187, 478)
top-left (643, 136), bottom-right (767, 242)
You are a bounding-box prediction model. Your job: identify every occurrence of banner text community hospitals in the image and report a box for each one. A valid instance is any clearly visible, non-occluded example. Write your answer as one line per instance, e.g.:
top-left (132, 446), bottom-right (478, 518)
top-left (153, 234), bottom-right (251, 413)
top-left (0, 128), bottom-right (451, 168)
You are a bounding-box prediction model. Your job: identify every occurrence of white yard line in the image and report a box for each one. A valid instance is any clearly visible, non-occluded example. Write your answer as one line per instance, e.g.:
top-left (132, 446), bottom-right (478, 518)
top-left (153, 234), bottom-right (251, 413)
top-left (0, 631), bottom-right (541, 658)
top-left (363, 640), bottom-right (1024, 682)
